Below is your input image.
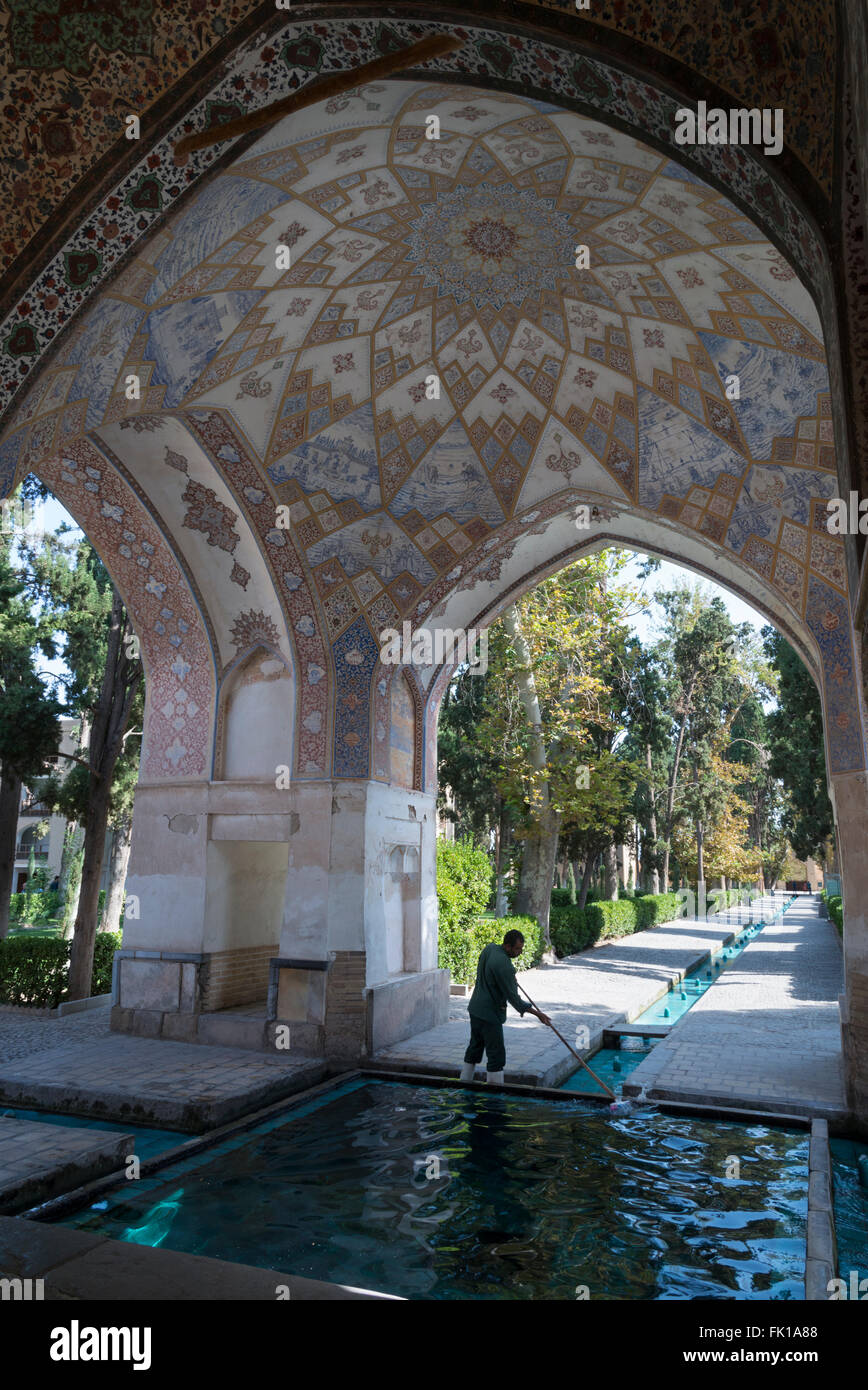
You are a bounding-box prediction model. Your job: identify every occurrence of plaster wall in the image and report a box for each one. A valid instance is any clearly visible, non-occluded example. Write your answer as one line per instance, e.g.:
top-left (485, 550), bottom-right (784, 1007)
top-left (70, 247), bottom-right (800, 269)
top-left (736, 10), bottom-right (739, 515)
top-left (278, 779), bottom-right (437, 987)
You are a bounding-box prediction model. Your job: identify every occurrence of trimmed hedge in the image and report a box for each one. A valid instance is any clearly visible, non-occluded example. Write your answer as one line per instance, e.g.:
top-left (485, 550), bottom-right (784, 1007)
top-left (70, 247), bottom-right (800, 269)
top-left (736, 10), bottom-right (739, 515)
top-left (549, 891), bottom-right (683, 959)
top-left (0, 930), bottom-right (121, 1008)
top-left (825, 893), bottom-right (843, 935)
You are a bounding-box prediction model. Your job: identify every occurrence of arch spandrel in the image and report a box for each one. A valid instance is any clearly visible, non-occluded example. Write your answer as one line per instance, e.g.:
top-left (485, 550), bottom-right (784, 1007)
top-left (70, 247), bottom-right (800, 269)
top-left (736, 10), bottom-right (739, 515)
top-left (32, 440), bottom-right (217, 783)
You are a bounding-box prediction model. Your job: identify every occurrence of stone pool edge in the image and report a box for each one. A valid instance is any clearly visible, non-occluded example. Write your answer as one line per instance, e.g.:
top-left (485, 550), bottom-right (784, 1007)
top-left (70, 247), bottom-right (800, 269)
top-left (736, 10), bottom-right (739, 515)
top-left (805, 1118), bottom-right (838, 1301)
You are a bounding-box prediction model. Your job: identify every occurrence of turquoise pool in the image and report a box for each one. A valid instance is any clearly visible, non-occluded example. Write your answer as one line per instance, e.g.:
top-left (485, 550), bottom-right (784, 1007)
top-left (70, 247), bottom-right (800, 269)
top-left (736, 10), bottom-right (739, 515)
top-left (830, 1137), bottom-right (868, 1291)
top-left (59, 1078), bottom-right (809, 1300)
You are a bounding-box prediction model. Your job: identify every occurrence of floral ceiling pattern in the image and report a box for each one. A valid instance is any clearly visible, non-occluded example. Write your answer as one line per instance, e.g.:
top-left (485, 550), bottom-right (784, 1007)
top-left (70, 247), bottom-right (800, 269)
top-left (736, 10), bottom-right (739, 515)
top-left (1, 78), bottom-right (860, 782)
top-left (0, 0), bottom-right (837, 298)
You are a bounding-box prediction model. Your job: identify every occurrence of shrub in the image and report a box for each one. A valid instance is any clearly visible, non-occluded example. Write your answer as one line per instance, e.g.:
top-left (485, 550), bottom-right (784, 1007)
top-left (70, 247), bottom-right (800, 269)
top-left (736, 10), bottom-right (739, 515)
top-left (437, 839), bottom-right (493, 921)
top-left (452, 915), bottom-right (542, 986)
top-left (826, 894), bottom-right (843, 935)
top-left (7, 890), bottom-right (61, 926)
top-left (550, 887), bottom-right (574, 908)
top-left (549, 891), bottom-right (683, 958)
top-left (635, 892), bottom-right (682, 928)
top-left (92, 931), bottom-right (122, 995)
top-left (437, 839), bottom-right (493, 981)
top-left (0, 936), bottom-right (69, 1008)
top-left (549, 904), bottom-right (592, 957)
top-left (585, 898), bottom-right (637, 938)
top-left (437, 876), bottom-right (473, 983)
top-left (0, 928), bottom-right (122, 1007)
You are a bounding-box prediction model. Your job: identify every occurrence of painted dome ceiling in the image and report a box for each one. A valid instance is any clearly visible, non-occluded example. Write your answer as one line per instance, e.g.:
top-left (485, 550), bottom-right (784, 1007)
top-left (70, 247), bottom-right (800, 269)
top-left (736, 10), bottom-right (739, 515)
top-left (1, 79), bottom-right (858, 780)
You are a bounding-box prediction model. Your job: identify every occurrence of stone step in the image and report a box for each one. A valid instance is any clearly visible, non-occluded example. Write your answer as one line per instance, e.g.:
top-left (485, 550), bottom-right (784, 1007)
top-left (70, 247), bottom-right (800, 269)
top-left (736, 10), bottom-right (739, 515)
top-left (195, 1013), bottom-right (270, 1051)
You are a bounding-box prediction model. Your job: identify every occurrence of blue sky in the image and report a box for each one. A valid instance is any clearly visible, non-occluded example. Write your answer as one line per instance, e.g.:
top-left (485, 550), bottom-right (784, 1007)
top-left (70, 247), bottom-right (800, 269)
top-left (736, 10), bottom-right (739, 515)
top-left (620, 552), bottom-right (768, 647)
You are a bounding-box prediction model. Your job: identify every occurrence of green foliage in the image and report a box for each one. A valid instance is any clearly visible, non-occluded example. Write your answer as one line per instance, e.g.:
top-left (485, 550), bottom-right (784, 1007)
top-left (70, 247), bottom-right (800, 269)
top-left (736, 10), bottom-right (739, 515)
top-left (822, 891), bottom-right (843, 936)
top-left (436, 838), bottom-right (494, 980)
top-left (634, 891), bottom-right (682, 927)
top-left (565, 861), bottom-right (576, 904)
top-left (549, 904), bottom-right (591, 956)
top-left (0, 928), bottom-right (121, 1007)
top-left (437, 670), bottom-right (501, 842)
top-left (549, 891), bottom-right (682, 957)
top-left (763, 629), bottom-right (833, 862)
top-left (444, 915), bottom-right (542, 985)
top-left (8, 889), bottom-right (61, 925)
top-left (0, 937), bottom-right (69, 1007)
top-left (92, 931), bottom-right (122, 995)
top-left (436, 838), bottom-right (493, 921)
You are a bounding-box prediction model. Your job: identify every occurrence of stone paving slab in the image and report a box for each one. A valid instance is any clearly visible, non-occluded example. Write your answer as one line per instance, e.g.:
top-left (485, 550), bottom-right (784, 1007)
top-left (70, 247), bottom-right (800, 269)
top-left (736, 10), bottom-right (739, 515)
top-left (0, 1036), bottom-right (328, 1133)
top-left (623, 899), bottom-right (846, 1121)
top-left (0, 1216), bottom-right (399, 1300)
top-left (0, 1117), bottom-right (134, 1215)
top-left (372, 905), bottom-right (768, 1086)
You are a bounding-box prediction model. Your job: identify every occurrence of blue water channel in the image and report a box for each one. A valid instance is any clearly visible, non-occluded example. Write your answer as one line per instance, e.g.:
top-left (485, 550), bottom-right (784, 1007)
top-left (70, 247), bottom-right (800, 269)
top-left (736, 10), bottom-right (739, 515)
top-left (59, 1078), bottom-right (809, 1300)
top-left (830, 1137), bottom-right (868, 1292)
top-left (561, 896), bottom-right (798, 1097)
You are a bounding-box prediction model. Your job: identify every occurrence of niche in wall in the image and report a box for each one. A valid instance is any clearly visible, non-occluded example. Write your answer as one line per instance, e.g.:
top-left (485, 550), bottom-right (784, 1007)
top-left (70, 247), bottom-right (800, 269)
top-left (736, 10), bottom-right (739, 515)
top-left (218, 645), bottom-right (293, 780)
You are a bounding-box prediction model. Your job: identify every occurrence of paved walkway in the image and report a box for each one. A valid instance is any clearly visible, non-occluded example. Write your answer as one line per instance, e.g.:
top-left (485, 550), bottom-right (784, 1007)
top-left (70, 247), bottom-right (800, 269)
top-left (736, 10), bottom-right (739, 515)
top-left (623, 897), bottom-right (846, 1121)
top-left (0, 1003), bottom-right (111, 1064)
top-left (0, 1116), bottom-right (133, 1215)
top-left (373, 901), bottom-right (780, 1087)
top-left (0, 1035), bottom-right (327, 1132)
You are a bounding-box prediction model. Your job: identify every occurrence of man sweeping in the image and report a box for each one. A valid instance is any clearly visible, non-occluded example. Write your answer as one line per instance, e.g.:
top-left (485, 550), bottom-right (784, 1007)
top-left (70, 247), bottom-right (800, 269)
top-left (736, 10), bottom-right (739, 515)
top-left (459, 929), bottom-right (551, 1085)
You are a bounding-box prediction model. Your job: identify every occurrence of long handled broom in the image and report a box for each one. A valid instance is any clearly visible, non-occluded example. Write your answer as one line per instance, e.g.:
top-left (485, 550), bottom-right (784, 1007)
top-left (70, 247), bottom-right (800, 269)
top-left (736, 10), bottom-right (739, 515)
top-left (516, 982), bottom-right (616, 1101)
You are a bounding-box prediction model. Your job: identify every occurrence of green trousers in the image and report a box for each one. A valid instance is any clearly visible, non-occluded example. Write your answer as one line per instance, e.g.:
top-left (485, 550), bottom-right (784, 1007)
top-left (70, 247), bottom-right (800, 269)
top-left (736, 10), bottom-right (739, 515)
top-left (464, 1014), bottom-right (506, 1072)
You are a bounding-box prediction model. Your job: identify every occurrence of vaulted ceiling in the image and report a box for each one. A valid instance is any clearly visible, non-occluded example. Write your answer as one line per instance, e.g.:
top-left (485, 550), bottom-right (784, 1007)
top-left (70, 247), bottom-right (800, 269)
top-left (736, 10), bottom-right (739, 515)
top-left (3, 78), bottom-right (861, 782)
top-left (0, 0), bottom-right (837, 303)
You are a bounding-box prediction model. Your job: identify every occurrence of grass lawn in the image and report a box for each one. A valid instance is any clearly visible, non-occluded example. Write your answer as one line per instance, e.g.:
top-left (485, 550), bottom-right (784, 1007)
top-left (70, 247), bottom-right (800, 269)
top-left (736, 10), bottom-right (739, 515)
top-left (8, 922), bottom-right (64, 940)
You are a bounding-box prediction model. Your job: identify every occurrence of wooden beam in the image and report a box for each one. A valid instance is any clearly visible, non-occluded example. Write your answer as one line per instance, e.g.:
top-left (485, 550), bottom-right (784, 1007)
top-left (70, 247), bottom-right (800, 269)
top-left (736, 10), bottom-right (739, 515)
top-left (174, 32), bottom-right (463, 158)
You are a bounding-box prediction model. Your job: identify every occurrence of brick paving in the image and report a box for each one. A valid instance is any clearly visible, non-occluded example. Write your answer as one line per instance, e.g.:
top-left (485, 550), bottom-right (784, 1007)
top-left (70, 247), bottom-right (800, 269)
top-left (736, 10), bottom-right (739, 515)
top-left (623, 897), bottom-right (846, 1121)
top-left (0, 1116), bottom-right (134, 1214)
top-left (373, 902), bottom-right (776, 1087)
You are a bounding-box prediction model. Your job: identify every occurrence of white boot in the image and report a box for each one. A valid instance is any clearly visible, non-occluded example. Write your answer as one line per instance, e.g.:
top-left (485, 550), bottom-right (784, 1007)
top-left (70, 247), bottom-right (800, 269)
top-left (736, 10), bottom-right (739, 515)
top-left (486, 1070), bottom-right (505, 1086)
top-left (459, 1063), bottom-right (476, 1082)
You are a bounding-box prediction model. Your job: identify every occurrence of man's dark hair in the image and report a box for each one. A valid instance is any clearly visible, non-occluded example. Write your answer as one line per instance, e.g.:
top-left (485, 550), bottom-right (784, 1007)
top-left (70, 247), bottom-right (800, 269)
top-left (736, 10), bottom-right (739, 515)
top-left (502, 929), bottom-right (525, 948)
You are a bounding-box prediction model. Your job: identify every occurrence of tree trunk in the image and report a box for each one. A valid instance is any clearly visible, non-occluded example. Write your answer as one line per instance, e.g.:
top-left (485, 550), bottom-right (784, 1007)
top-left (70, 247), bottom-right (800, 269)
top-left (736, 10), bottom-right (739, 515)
top-left (645, 744), bottom-right (660, 893)
top-left (603, 842), bottom-right (619, 900)
top-left (67, 590), bottom-right (142, 1001)
top-left (494, 799), bottom-right (508, 917)
top-left (102, 816), bottom-right (132, 936)
top-left (501, 603), bottom-right (559, 956)
top-left (661, 673), bottom-right (698, 892)
top-left (0, 768), bottom-right (22, 940)
top-left (577, 857), bottom-right (595, 910)
top-left (515, 809), bottom-right (562, 947)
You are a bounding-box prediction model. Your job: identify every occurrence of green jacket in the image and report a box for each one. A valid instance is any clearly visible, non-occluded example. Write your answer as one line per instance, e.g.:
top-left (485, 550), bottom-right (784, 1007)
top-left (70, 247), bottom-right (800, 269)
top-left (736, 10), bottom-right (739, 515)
top-left (468, 943), bottom-right (532, 1024)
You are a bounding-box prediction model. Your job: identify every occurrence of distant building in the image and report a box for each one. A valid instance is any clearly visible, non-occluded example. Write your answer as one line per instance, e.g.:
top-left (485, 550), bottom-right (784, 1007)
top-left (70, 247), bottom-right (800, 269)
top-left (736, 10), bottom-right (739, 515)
top-left (11, 715), bottom-right (113, 895)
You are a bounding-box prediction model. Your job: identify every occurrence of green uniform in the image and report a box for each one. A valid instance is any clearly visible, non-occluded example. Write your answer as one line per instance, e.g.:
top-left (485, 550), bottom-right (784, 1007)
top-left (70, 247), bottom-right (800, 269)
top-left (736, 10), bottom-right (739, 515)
top-left (463, 943), bottom-right (533, 1072)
